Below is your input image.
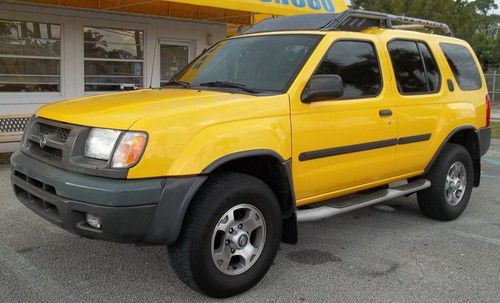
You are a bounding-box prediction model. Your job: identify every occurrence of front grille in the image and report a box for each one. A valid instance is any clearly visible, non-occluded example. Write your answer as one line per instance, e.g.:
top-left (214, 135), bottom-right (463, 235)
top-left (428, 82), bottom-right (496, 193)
top-left (13, 170), bottom-right (60, 222)
top-left (41, 145), bottom-right (63, 158)
top-left (23, 118), bottom-right (75, 162)
top-left (27, 140), bottom-right (64, 159)
top-left (36, 122), bottom-right (71, 143)
top-left (14, 185), bottom-right (60, 222)
top-left (14, 170), bottom-right (57, 195)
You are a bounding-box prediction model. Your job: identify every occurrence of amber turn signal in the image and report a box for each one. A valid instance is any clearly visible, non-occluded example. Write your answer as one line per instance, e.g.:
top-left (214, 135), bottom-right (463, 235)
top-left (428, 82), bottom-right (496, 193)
top-left (112, 132), bottom-right (148, 168)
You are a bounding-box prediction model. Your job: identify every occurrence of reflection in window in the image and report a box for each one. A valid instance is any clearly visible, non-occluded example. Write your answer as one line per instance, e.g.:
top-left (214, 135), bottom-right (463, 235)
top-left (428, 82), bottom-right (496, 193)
top-left (160, 44), bottom-right (189, 86)
top-left (418, 42), bottom-right (441, 93)
top-left (0, 19), bottom-right (61, 92)
top-left (315, 41), bottom-right (381, 99)
top-left (388, 40), bottom-right (428, 94)
top-left (84, 27), bottom-right (144, 92)
top-left (440, 43), bottom-right (482, 91)
top-left (388, 40), bottom-right (441, 94)
top-left (176, 35), bottom-right (321, 92)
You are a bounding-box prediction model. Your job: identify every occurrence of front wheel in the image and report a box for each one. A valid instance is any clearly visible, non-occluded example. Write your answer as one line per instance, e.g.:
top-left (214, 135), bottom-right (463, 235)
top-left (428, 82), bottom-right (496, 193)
top-left (168, 172), bottom-right (282, 298)
top-left (417, 143), bottom-right (474, 221)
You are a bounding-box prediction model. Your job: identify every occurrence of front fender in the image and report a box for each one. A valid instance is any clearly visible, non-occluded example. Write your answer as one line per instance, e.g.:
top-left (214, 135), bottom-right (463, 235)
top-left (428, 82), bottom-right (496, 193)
top-left (126, 94), bottom-right (291, 178)
top-left (167, 117), bottom-right (291, 176)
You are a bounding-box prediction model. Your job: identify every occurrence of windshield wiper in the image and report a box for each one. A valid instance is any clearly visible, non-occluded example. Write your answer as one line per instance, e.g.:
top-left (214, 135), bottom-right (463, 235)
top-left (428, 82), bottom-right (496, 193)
top-left (163, 80), bottom-right (191, 88)
top-left (199, 81), bottom-right (261, 94)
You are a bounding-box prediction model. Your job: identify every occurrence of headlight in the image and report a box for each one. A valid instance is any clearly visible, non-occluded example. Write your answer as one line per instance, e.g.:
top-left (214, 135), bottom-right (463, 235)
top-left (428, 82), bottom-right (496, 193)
top-left (111, 132), bottom-right (147, 168)
top-left (84, 128), bottom-right (147, 168)
top-left (84, 128), bottom-right (121, 160)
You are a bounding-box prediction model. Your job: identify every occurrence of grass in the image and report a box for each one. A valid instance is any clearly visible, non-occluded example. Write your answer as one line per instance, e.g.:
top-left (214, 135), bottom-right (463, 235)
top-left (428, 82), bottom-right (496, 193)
top-left (491, 122), bottom-right (500, 140)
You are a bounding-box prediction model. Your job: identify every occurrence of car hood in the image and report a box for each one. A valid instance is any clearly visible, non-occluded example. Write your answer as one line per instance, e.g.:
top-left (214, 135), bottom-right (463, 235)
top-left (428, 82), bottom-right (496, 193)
top-left (36, 89), bottom-right (256, 130)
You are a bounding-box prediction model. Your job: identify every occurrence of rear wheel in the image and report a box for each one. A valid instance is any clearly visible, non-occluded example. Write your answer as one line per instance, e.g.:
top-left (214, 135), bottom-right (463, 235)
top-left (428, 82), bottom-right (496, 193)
top-left (168, 172), bottom-right (282, 298)
top-left (417, 144), bottom-right (474, 221)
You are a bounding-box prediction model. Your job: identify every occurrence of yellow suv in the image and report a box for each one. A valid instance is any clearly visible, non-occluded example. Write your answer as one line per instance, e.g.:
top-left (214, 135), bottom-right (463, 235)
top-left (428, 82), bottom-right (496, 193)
top-left (11, 10), bottom-right (491, 298)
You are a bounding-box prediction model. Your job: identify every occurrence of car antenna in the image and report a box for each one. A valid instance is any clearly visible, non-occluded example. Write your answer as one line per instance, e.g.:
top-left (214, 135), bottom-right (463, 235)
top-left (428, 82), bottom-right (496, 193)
top-left (149, 15), bottom-right (160, 89)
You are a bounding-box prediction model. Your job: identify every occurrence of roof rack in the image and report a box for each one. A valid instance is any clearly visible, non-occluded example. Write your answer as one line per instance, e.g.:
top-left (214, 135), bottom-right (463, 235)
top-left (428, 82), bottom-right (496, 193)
top-left (324, 10), bottom-right (452, 36)
top-left (242, 10), bottom-right (452, 36)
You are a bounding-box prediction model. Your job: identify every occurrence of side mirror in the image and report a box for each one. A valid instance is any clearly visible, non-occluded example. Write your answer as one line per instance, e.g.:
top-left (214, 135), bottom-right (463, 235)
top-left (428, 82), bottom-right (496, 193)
top-left (301, 74), bottom-right (344, 103)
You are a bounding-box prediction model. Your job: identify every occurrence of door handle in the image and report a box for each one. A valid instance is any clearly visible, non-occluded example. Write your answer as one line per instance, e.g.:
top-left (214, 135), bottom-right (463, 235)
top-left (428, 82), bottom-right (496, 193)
top-left (379, 109), bottom-right (393, 117)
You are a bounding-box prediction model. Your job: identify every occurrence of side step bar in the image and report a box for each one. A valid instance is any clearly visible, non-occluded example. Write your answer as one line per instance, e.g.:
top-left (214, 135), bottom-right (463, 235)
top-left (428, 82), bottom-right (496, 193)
top-left (296, 179), bottom-right (431, 223)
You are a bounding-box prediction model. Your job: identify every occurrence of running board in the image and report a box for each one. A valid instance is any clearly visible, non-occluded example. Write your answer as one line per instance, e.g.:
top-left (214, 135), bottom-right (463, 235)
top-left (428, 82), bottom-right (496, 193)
top-left (296, 179), bottom-right (431, 223)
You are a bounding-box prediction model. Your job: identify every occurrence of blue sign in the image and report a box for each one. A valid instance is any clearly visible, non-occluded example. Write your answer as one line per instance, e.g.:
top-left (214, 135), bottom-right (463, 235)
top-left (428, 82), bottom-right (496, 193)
top-left (260, 0), bottom-right (336, 13)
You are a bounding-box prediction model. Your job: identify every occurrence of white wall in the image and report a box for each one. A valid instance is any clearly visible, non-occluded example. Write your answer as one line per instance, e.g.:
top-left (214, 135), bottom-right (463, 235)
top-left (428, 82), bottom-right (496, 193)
top-left (0, 3), bottom-right (227, 116)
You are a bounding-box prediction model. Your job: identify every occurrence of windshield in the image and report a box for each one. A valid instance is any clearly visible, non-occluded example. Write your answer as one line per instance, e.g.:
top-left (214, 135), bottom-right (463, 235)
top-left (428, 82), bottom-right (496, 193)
top-left (172, 34), bottom-right (322, 93)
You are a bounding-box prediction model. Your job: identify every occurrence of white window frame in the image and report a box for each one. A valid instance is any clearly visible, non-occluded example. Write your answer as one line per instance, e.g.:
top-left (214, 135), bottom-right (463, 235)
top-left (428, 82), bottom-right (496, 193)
top-left (0, 17), bottom-right (64, 99)
top-left (83, 25), bottom-right (146, 94)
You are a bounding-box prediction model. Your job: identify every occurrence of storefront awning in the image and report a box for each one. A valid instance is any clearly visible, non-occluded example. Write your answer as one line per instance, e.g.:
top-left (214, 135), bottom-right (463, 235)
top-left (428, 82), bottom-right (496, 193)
top-left (163, 0), bottom-right (348, 16)
top-left (16, 0), bottom-right (349, 25)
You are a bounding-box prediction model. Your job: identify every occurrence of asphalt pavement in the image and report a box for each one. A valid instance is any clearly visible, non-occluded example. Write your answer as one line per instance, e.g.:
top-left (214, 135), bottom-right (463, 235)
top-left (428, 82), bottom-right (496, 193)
top-left (0, 141), bottom-right (499, 303)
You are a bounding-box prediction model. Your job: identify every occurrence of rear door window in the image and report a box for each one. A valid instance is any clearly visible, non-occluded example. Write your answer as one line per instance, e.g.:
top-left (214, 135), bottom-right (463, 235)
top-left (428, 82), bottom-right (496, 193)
top-left (315, 40), bottom-right (382, 99)
top-left (418, 42), bottom-right (441, 92)
top-left (440, 43), bottom-right (482, 91)
top-left (388, 40), bottom-right (441, 95)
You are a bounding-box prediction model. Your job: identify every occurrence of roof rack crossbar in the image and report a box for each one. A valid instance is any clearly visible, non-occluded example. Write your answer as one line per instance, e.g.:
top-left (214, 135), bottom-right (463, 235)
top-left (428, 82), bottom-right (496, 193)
top-left (323, 10), bottom-right (452, 36)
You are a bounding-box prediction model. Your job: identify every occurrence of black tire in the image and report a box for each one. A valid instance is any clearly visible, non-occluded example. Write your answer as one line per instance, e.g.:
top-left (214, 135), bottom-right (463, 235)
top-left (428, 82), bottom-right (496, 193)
top-left (168, 172), bottom-right (282, 298)
top-left (417, 143), bottom-right (474, 221)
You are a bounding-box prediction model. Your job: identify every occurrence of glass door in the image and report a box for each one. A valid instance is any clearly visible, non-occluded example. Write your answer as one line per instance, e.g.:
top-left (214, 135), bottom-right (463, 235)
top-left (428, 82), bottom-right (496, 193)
top-left (160, 42), bottom-right (191, 86)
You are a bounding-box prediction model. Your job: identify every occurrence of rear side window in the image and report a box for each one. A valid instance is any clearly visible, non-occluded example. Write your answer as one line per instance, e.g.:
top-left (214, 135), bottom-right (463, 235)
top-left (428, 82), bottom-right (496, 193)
top-left (315, 40), bottom-right (382, 99)
top-left (388, 40), bottom-right (441, 94)
top-left (440, 43), bottom-right (482, 91)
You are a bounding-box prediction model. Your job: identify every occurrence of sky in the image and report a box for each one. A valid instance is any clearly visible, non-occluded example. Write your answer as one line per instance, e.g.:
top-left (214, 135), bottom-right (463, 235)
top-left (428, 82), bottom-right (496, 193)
top-left (345, 0), bottom-right (500, 13)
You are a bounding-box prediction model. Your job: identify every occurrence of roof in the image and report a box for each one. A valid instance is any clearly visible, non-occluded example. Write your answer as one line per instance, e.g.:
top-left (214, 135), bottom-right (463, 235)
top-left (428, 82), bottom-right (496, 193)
top-left (243, 10), bottom-right (452, 36)
top-left (244, 14), bottom-right (342, 33)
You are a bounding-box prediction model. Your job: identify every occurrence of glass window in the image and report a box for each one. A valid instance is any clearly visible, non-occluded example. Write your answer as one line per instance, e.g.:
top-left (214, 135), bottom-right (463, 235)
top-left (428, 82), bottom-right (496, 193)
top-left (440, 43), bottom-right (482, 91)
top-left (175, 34), bottom-right (322, 93)
top-left (388, 40), bottom-right (427, 94)
top-left (418, 42), bottom-right (441, 93)
top-left (315, 40), bottom-right (382, 99)
top-left (388, 40), bottom-right (442, 94)
top-left (160, 44), bottom-right (189, 86)
top-left (0, 19), bottom-right (61, 92)
top-left (84, 27), bottom-right (144, 92)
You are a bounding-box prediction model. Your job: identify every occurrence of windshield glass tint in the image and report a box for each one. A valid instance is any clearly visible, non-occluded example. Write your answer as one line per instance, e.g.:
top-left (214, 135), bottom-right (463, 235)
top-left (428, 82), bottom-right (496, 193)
top-left (175, 35), bottom-right (322, 92)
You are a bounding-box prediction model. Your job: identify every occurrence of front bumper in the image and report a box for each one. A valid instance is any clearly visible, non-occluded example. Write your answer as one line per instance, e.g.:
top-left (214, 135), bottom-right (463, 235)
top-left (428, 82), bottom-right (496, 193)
top-left (10, 151), bottom-right (206, 244)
